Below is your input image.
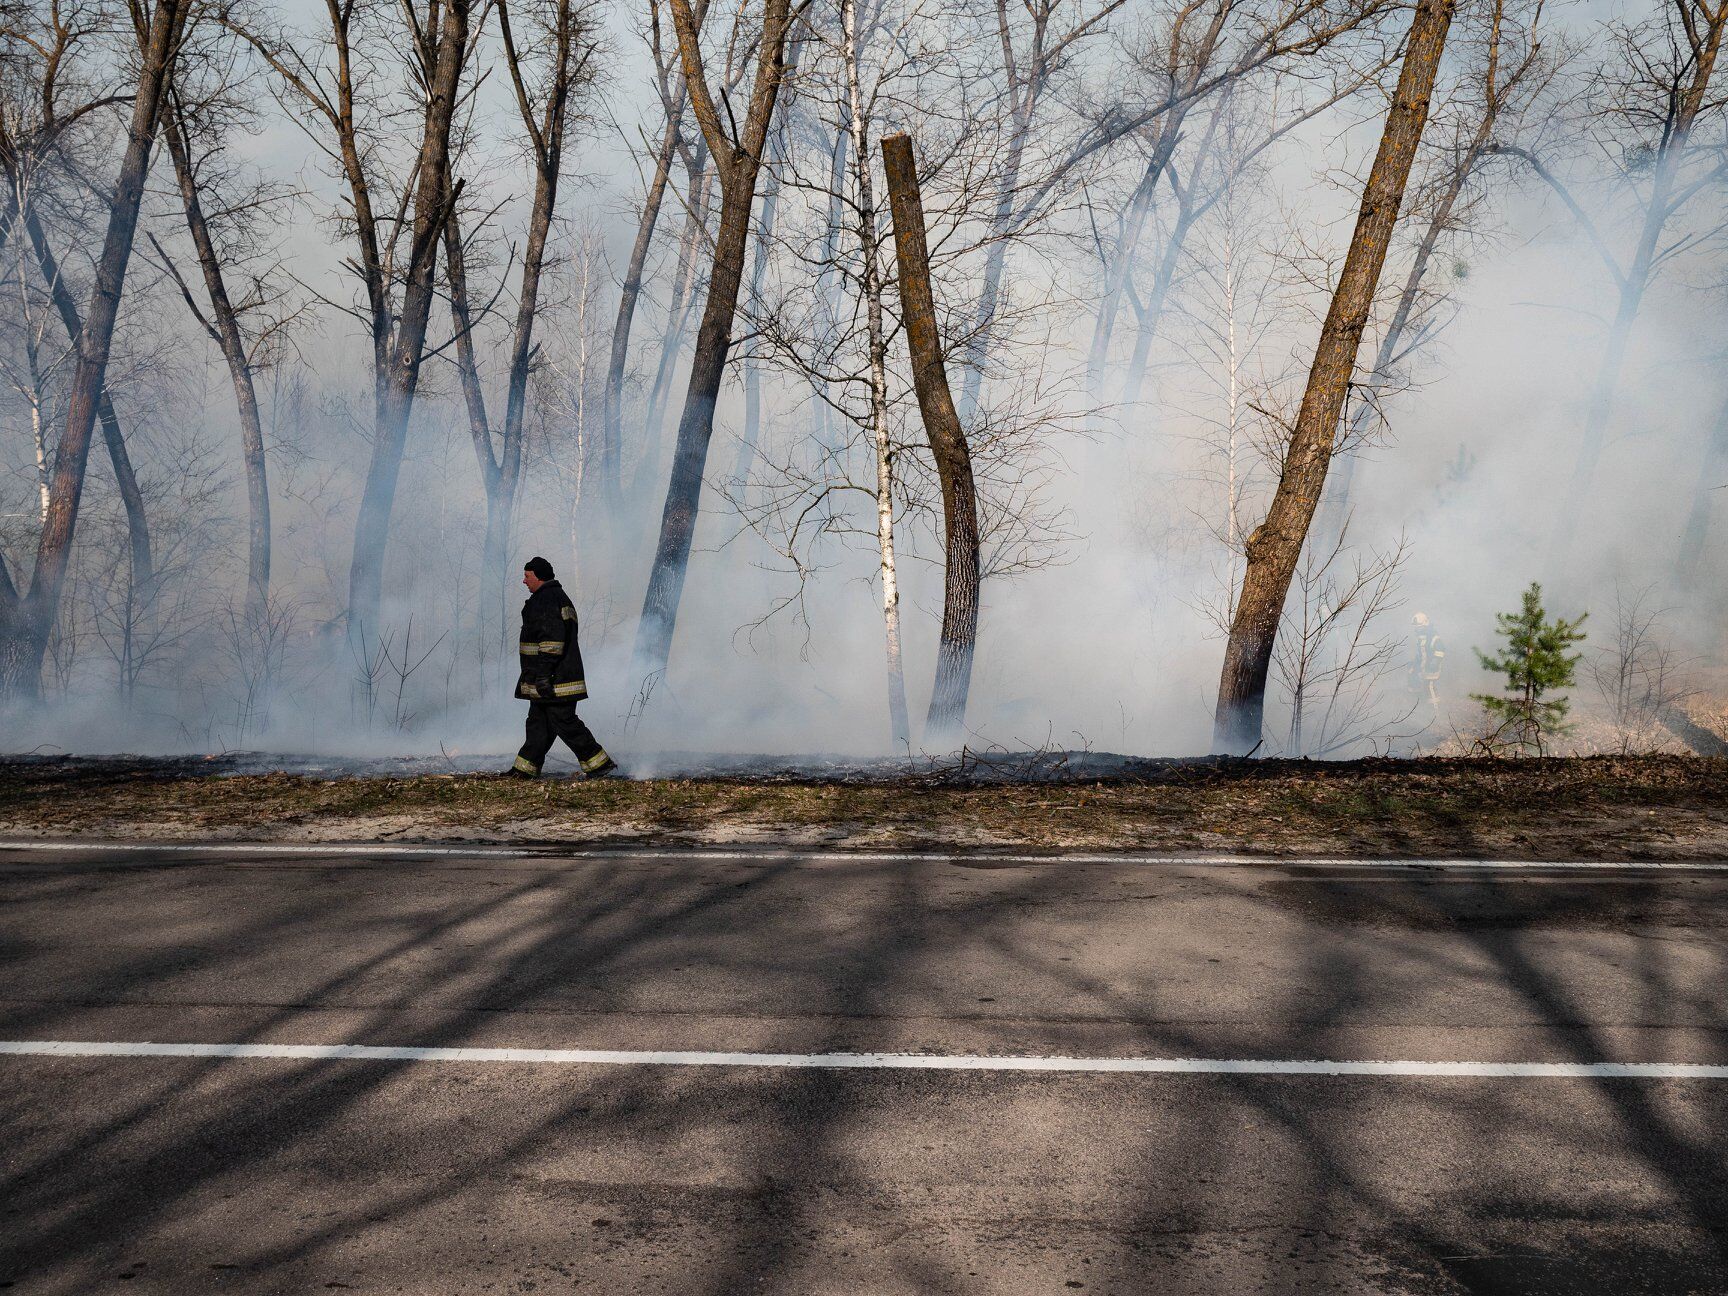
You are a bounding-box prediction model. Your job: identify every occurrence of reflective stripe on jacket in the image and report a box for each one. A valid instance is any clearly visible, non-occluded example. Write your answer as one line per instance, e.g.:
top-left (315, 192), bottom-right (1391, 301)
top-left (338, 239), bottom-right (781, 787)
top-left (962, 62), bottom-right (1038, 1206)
top-left (516, 580), bottom-right (588, 701)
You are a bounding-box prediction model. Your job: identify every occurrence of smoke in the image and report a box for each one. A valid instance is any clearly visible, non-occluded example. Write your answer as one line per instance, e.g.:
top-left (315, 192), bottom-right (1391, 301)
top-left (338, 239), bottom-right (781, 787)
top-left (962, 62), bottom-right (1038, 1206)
top-left (2, 0), bottom-right (1725, 764)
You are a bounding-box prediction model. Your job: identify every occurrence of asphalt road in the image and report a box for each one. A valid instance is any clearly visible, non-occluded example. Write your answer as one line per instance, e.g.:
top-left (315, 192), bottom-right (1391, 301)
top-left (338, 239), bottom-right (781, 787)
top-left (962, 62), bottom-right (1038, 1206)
top-left (3, 841), bottom-right (1727, 1295)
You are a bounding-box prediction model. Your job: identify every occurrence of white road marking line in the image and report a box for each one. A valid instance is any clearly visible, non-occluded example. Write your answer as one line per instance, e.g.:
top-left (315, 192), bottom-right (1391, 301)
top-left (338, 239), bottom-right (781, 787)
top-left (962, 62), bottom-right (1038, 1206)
top-left (0, 840), bottom-right (1722, 871)
top-left (2, 1039), bottom-right (1726, 1078)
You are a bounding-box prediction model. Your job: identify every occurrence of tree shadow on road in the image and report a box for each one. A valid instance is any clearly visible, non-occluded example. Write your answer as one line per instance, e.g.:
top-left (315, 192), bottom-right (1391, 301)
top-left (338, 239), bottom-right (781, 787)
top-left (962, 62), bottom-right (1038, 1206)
top-left (1, 850), bottom-right (1726, 1292)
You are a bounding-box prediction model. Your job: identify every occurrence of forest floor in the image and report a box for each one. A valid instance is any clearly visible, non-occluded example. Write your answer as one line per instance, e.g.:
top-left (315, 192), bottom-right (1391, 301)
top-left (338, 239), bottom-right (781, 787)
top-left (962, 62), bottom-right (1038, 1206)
top-left (2, 752), bottom-right (1726, 858)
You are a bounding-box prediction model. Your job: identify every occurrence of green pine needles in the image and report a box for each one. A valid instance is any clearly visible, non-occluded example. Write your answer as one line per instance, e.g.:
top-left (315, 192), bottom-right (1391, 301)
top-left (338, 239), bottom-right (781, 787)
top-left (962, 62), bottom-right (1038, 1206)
top-left (1472, 582), bottom-right (1588, 755)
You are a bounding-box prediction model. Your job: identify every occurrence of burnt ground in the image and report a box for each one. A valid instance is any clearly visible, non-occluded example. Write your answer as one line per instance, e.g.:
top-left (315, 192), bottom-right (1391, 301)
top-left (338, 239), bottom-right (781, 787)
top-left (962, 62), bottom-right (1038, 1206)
top-left (1, 751), bottom-right (1726, 858)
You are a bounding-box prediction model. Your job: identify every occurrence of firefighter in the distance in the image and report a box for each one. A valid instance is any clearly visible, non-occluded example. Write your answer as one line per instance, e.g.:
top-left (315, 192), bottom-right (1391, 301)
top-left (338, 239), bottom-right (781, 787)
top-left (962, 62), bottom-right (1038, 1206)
top-left (1408, 611), bottom-right (1446, 718)
top-left (506, 556), bottom-right (617, 779)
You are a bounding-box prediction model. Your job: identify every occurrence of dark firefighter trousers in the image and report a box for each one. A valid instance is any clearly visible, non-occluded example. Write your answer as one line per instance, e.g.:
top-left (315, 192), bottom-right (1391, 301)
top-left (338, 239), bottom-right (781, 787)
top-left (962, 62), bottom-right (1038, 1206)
top-left (514, 701), bottom-right (610, 775)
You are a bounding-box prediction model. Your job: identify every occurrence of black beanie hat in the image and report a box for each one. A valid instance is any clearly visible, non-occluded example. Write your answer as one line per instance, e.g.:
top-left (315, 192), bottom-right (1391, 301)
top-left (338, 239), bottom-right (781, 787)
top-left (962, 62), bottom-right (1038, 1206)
top-left (524, 556), bottom-right (555, 581)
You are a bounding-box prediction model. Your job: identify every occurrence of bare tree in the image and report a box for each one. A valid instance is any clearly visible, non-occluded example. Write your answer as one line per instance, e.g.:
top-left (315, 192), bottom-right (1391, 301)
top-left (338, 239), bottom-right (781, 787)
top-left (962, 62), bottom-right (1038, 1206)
top-left (1214, 0), bottom-right (1457, 752)
top-left (972, 0), bottom-right (1392, 420)
top-left (1272, 525), bottom-right (1411, 756)
top-left (233, 0), bottom-right (474, 644)
top-left (1492, 0), bottom-right (1727, 566)
top-left (1100, 56), bottom-right (1382, 417)
top-left (0, 0), bottom-right (191, 699)
top-left (84, 418), bottom-right (227, 705)
top-left (1170, 152), bottom-right (1304, 604)
top-left (955, 0), bottom-right (1126, 428)
top-left (882, 131), bottom-right (979, 743)
top-left (600, 0), bottom-right (709, 518)
top-left (444, 0), bottom-right (602, 647)
top-left (630, 0), bottom-right (809, 686)
top-left (1588, 582), bottom-right (1694, 752)
top-left (0, 3), bottom-right (160, 640)
top-left (1315, 0), bottom-right (1555, 548)
top-left (1085, 0), bottom-right (1294, 406)
top-left (839, 0), bottom-right (908, 746)
top-left (153, 24), bottom-right (300, 628)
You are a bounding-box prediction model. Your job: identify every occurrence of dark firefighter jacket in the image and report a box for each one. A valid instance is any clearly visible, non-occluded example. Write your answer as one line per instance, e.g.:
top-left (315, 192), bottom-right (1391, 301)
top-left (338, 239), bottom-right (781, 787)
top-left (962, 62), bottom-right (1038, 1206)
top-left (516, 580), bottom-right (588, 702)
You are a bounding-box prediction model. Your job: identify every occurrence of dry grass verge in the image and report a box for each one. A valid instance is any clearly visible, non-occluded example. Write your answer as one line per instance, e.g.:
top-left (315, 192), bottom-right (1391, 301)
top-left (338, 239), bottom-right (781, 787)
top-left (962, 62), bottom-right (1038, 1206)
top-left (2, 754), bottom-right (1725, 858)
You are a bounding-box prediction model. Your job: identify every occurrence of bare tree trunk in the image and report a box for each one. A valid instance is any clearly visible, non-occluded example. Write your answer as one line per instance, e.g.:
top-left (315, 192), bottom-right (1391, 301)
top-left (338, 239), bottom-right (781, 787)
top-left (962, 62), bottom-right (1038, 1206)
top-left (953, 106), bottom-right (1032, 431)
top-left (450, 0), bottom-right (591, 650)
top-left (736, 101), bottom-right (793, 485)
top-left (1085, 123), bottom-right (1183, 402)
top-left (346, 0), bottom-right (470, 641)
top-left (1119, 197), bottom-right (1195, 407)
top-left (23, 208), bottom-right (155, 606)
top-left (1213, 0), bottom-right (1455, 753)
top-left (160, 96), bottom-right (270, 624)
top-left (604, 107), bottom-right (683, 516)
top-left (882, 132), bottom-right (981, 746)
top-left (808, 121), bottom-right (850, 454)
top-left (644, 156), bottom-right (712, 439)
top-left (1676, 387), bottom-right (1728, 582)
top-left (1548, 6), bottom-right (1723, 565)
top-left (1313, 165), bottom-right (1470, 552)
top-left (841, 0), bottom-right (909, 748)
top-left (630, 0), bottom-right (800, 683)
top-left (0, 0), bottom-right (189, 700)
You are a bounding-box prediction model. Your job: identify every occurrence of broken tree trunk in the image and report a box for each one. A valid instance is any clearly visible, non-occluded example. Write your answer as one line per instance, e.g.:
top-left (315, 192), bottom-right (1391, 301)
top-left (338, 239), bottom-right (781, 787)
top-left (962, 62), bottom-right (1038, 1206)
top-left (882, 132), bottom-right (981, 747)
top-left (1213, 0), bottom-right (1456, 754)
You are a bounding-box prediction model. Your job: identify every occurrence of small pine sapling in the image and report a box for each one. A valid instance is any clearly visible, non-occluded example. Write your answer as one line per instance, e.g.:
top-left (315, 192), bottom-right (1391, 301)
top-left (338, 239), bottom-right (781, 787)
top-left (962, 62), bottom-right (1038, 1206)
top-left (1471, 582), bottom-right (1587, 754)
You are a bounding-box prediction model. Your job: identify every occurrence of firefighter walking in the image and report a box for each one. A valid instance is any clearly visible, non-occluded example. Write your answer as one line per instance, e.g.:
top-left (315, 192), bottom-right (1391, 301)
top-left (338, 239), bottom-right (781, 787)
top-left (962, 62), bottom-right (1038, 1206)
top-left (507, 556), bottom-right (617, 779)
top-left (1408, 611), bottom-right (1446, 723)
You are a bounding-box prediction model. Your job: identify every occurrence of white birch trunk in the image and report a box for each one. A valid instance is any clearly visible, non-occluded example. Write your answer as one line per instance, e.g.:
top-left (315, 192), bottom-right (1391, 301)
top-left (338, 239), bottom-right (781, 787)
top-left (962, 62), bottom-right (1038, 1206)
top-left (843, 0), bottom-right (911, 749)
